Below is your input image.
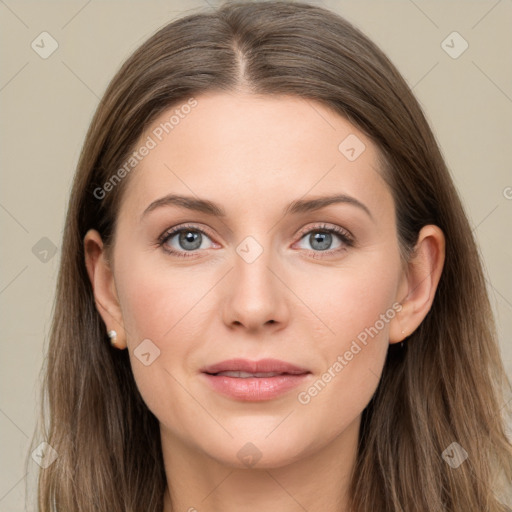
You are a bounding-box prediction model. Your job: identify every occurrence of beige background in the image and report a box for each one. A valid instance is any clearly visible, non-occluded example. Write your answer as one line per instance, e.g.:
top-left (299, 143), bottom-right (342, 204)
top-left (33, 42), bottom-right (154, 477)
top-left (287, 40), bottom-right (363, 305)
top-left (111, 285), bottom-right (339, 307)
top-left (1, 0), bottom-right (511, 509)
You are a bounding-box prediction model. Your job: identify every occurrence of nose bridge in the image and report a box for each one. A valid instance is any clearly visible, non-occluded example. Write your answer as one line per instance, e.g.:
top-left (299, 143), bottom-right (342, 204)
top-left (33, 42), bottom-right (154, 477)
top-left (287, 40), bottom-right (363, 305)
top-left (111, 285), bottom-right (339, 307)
top-left (223, 233), bottom-right (287, 329)
top-left (236, 238), bottom-right (274, 294)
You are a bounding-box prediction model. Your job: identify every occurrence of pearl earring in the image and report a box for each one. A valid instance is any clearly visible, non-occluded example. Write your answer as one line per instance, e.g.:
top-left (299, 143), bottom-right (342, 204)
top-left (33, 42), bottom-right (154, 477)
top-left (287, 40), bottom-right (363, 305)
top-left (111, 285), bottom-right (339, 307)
top-left (107, 330), bottom-right (117, 346)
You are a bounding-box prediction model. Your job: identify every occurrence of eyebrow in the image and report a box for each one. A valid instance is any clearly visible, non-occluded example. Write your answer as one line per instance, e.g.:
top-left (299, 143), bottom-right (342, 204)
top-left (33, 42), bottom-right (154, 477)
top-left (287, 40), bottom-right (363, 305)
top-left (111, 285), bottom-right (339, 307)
top-left (141, 193), bottom-right (373, 221)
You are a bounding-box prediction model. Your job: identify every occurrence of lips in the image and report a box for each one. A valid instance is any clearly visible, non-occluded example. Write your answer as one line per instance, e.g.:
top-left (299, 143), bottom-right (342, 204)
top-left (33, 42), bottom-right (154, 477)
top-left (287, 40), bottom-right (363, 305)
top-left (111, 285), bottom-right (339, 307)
top-left (200, 358), bottom-right (311, 401)
top-left (215, 371), bottom-right (289, 378)
top-left (201, 358), bottom-right (310, 376)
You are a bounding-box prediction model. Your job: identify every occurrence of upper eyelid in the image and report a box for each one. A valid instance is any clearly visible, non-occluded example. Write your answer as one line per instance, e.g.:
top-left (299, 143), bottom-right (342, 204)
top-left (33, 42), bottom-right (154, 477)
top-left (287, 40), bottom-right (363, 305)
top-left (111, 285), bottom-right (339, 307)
top-left (296, 223), bottom-right (352, 239)
top-left (161, 223), bottom-right (214, 239)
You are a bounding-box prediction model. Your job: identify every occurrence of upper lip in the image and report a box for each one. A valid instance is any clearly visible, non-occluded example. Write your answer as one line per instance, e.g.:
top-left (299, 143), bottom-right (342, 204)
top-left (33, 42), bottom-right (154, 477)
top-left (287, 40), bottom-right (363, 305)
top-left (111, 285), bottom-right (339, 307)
top-left (201, 358), bottom-right (310, 375)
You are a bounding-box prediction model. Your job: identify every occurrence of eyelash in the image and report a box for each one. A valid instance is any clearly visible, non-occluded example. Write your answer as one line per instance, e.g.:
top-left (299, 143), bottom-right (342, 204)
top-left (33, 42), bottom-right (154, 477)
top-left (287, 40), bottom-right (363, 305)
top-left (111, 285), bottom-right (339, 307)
top-left (157, 223), bottom-right (355, 259)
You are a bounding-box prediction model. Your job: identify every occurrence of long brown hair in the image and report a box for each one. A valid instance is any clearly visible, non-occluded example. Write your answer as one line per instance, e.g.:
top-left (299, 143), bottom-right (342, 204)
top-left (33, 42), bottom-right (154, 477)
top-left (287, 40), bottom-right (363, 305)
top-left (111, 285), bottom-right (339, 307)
top-left (30, 1), bottom-right (512, 510)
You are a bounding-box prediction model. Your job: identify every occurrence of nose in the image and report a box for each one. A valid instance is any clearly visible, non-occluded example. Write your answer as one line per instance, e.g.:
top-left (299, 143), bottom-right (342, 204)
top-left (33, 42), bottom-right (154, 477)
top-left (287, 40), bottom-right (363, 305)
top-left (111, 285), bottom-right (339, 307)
top-left (221, 242), bottom-right (289, 333)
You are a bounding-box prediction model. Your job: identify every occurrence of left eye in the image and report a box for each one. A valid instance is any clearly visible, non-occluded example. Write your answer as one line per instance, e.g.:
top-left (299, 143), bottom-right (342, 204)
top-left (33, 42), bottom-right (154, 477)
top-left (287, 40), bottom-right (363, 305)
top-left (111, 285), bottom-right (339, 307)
top-left (295, 227), bottom-right (352, 253)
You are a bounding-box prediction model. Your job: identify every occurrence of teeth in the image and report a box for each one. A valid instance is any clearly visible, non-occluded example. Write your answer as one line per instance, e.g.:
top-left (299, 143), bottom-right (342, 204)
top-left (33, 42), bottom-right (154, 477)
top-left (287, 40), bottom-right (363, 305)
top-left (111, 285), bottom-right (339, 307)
top-left (216, 371), bottom-right (283, 378)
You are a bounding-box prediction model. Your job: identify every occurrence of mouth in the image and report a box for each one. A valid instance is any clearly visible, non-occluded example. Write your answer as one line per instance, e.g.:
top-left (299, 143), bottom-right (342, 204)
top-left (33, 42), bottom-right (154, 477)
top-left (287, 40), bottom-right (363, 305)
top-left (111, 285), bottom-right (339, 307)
top-left (210, 370), bottom-right (301, 378)
top-left (200, 358), bottom-right (311, 401)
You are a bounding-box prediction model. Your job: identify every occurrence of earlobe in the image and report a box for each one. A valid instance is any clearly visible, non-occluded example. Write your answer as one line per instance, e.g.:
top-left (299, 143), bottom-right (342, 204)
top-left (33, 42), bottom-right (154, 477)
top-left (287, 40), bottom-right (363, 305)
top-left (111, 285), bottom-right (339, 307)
top-left (389, 225), bottom-right (445, 344)
top-left (83, 229), bottom-right (127, 350)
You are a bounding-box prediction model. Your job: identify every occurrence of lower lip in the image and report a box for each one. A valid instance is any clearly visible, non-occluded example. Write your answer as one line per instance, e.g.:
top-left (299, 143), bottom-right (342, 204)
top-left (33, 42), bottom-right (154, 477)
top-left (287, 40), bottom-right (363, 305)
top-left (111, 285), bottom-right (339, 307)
top-left (202, 373), bottom-right (310, 401)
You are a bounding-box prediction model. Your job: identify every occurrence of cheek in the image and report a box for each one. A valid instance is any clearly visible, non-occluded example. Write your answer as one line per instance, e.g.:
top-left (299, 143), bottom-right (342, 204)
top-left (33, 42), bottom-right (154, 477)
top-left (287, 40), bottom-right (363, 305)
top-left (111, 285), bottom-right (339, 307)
top-left (115, 253), bottom-right (203, 341)
top-left (294, 255), bottom-right (399, 412)
top-left (114, 258), bottom-right (206, 421)
top-left (300, 255), bottom-right (399, 350)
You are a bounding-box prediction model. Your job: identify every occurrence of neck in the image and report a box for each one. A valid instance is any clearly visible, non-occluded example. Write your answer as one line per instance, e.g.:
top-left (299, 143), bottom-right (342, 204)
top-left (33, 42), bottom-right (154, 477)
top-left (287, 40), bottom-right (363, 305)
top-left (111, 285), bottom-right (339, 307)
top-left (161, 416), bottom-right (360, 512)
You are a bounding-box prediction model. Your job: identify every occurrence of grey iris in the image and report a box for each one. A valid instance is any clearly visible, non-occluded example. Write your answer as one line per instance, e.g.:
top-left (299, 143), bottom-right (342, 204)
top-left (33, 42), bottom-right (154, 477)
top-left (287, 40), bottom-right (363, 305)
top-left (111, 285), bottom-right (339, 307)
top-left (179, 230), bottom-right (202, 250)
top-left (310, 232), bottom-right (331, 251)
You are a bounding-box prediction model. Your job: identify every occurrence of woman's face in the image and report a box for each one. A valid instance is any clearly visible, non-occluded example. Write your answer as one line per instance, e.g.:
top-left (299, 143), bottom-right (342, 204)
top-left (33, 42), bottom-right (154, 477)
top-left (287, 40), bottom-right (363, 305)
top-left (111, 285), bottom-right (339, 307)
top-left (106, 92), bottom-right (407, 468)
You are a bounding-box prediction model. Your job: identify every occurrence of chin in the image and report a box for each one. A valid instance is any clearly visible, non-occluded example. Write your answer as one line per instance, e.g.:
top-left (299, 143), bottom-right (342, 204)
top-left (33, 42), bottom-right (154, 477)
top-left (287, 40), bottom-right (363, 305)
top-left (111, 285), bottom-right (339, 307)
top-left (195, 429), bottom-right (313, 470)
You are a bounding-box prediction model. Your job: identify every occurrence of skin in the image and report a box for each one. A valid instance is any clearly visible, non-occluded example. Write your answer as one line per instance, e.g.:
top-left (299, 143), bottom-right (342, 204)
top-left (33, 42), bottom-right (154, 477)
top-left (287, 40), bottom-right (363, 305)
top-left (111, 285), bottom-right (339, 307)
top-left (84, 92), bottom-right (445, 512)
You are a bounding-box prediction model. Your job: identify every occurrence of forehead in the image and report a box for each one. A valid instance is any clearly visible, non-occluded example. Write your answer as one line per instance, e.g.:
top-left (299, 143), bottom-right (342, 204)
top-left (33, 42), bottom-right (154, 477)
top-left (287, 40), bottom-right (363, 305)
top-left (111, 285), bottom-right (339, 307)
top-left (119, 92), bottom-right (392, 223)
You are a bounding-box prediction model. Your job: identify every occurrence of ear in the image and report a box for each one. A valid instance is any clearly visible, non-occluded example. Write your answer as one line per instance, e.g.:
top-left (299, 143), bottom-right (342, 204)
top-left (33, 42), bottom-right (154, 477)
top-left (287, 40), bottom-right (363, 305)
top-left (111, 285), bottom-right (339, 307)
top-left (83, 229), bottom-right (127, 349)
top-left (389, 224), bottom-right (445, 344)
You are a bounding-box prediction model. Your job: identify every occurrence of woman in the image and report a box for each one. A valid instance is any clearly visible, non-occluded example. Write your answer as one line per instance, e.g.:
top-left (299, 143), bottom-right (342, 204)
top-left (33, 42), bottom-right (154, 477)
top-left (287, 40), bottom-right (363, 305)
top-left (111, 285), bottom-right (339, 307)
top-left (32, 1), bottom-right (512, 510)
